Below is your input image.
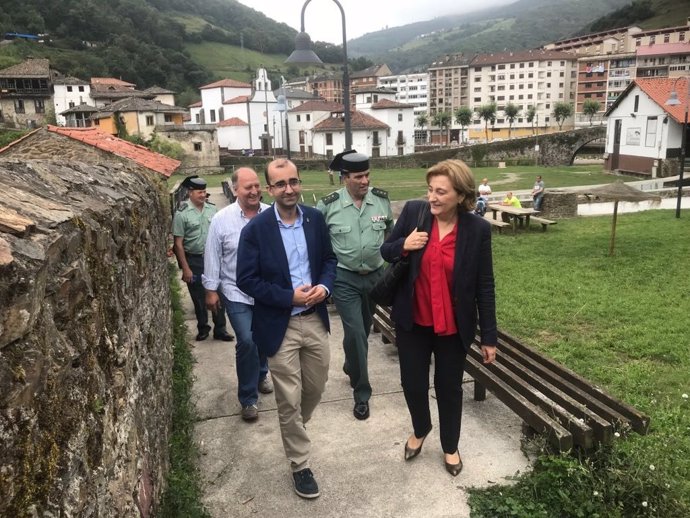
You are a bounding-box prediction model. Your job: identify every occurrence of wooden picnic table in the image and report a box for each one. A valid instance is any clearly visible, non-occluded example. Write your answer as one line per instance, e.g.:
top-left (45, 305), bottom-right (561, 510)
top-left (488, 203), bottom-right (537, 233)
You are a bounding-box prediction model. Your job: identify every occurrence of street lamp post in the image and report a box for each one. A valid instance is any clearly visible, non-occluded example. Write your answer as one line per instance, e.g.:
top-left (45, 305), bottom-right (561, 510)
top-left (285, 0), bottom-right (352, 151)
top-left (276, 85), bottom-right (291, 159)
top-left (665, 76), bottom-right (689, 219)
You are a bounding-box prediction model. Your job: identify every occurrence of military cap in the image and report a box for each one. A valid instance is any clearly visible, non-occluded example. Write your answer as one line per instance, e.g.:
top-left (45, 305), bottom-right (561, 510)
top-left (328, 149), bottom-right (357, 172)
top-left (341, 152), bottom-right (370, 173)
top-left (182, 175), bottom-right (207, 190)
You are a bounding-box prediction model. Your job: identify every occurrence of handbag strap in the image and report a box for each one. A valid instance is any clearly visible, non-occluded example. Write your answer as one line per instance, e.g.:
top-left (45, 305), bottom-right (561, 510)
top-left (415, 202), bottom-right (429, 230)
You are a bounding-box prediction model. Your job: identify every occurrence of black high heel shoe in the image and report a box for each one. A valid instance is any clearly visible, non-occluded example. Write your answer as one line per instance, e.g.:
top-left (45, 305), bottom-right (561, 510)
top-left (404, 428), bottom-right (432, 461)
top-left (444, 451), bottom-right (463, 476)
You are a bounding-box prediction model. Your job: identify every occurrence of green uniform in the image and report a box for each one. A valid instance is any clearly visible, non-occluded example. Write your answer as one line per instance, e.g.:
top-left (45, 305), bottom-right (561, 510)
top-left (172, 201), bottom-right (217, 254)
top-left (317, 187), bottom-right (393, 404)
top-left (172, 201), bottom-right (227, 335)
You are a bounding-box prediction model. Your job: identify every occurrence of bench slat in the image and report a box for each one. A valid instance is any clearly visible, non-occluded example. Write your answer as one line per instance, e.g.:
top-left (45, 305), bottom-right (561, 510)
top-left (469, 347), bottom-right (594, 448)
top-left (465, 354), bottom-right (574, 451)
top-left (498, 330), bottom-right (650, 434)
top-left (487, 345), bottom-right (613, 445)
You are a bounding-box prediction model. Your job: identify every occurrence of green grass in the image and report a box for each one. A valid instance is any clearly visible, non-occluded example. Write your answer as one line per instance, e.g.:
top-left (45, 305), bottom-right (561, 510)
top-left (183, 42), bottom-right (329, 82)
top-left (159, 264), bottom-right (211, 518)
top-left (470, 210), bottom-right (690, 517)
top-left (169, 164), bottom-right (630, 204)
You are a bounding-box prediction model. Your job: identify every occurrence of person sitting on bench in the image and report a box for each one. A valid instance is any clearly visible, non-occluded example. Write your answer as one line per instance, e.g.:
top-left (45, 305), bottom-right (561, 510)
top-left (500, 192), bottom-right (521, 223)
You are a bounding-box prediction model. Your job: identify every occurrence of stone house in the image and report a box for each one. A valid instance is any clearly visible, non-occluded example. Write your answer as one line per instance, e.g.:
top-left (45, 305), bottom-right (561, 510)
top-left (604, 77), bottom-right (687, 176)
top-left (156, 124), bottom-right (220, 173)
top-left (0, 125), bottom-right (181, 178)
top-left (0, 57), bottom-right (56, 128)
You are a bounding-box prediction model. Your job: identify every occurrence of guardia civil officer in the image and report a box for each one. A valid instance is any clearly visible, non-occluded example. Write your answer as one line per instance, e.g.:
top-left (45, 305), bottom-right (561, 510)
top-left (316, 151), bottom-right (393, 420)
top-left (172, 176), bottom-right (234, 342)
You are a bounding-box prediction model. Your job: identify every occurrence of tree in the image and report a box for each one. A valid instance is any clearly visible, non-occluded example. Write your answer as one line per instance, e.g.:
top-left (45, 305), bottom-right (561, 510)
top-left (582, 99), bottom-right (601, 126)
top-left (416, 113), bottom-right (428, 143)
top-left (454, 106), bottom-right (473, 143)
top-left (504, 103), bottom-right (520, 139)
top-left (553, 102), bottom-right (574, 130)
top-left (526, 106), bottom-right (537, 135)
top-left (477, 103), bottom-right (497, 143)
top-left (432, 111), bottom-right (451, 146)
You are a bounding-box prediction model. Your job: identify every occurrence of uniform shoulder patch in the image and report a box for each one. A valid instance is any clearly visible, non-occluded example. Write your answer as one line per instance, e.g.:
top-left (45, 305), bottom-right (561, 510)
top-left (371, 187), bottom-right (389, 199)
top-left (176, 201), bottom-right (189, 212)
top-left (321, 191), bottom-right (340, 205)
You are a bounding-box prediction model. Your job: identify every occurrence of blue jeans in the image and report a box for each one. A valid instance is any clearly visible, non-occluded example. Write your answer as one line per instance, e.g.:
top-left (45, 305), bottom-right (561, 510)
top-left (533, 193), bottom-right (544, 211)
top-left (221, 296), bottom-right (269, 407)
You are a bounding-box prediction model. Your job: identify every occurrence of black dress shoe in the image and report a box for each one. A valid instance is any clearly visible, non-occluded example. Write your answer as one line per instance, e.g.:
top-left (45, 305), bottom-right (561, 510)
top-left (213, 332), bottom-right (235, 342)
top-left (404, 427), bottom-right (432, 461)
top-left (444, 451), bottom-right (463, 477)
top-left (196, 329), bottom-right (210, 341)
top-left (353, 401), bottom-right (370, 420)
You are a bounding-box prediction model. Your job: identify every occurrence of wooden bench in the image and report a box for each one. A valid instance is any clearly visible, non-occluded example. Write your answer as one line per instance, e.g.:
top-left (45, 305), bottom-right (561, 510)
top-left (530, 216), bottom-right (557, 231)
top-left (372, 306), bottom-right (649, 451)
top-left (482, 213), bottom-right (512, 233)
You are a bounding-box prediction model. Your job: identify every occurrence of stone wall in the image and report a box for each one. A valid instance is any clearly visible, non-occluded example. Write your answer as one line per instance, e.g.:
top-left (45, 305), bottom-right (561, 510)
top-left (157, 125), bottom-right (221, 173)
top-left (0, 159), bottom-right (173, 517)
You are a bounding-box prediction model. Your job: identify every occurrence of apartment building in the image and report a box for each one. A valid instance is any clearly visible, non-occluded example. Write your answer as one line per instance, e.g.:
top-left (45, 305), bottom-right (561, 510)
top-left (468, 50), bottom-right (577, 139)
top-left (377, 72), bottom-right (428, 119)
top-left (308, 73), bottom-right (343, 103)
top-left (427, 53), bottom-right (473, 122)
top-left (546, 18), bottom-right (690, 124)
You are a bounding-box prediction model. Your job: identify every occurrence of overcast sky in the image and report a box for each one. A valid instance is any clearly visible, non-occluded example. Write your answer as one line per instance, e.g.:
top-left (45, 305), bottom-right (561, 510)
top-left (236, 0), bottom-right (511, 44)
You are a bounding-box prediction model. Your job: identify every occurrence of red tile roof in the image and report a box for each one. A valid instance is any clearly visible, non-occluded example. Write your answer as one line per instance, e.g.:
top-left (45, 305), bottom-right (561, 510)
top-left (218, 117), bottom-right (248, 127)
top-left (634, 77), bottom-right (689, 124)
top-left (289, 100), bottom-right (344, 113)
top-left (48, 126), bottom-right (180, 177)
top-left (370, 99), bottom-right (414, 109)
top-left (313, 111), bottom-right (389, 132)
top-left (200, 78), bottom-right (251, 90)
top-left (223, 95), bottom-right (250, 104)
top-left (188, 101), bottom-right (202, 108)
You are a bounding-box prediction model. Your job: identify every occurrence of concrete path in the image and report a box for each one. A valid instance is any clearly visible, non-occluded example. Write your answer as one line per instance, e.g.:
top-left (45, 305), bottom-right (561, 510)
top-left (186, 188), bottom-right (530, 517)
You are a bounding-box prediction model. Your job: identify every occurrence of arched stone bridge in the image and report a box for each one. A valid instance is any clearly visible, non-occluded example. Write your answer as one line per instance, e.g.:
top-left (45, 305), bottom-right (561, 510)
top-left (451, 126), bottom-right (607, 167)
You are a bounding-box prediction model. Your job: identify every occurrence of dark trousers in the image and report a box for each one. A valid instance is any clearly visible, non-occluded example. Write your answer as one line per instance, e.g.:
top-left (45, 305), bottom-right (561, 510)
top-left (396, 324), bottom-right (467, 454)
top-left (186, 253), bottom-right (227, 334)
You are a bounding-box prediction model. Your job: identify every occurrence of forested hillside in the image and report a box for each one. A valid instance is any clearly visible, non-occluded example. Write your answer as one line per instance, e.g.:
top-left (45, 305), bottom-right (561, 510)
top-left (0, 0), bottom-right (685, 102)
top-left (0, 0), bottom-right (327, 102)
top-left (347, 0), bottom-right (686, 72)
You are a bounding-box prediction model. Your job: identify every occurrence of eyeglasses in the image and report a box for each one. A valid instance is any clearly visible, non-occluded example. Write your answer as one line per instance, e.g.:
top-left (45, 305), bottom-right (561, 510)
top-left (269, 178), bottom-right (302, 190)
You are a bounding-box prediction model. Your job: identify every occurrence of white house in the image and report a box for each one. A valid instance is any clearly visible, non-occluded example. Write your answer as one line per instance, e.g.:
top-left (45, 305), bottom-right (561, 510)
top-left (52, 76), bottom-right (92, 126)
top-left (311, 110), bottom-right (390, 159)
top-left (356, 88), bottom-right (416, 155)
top-left (197, 78), bottom-right (252, 125)
top-left (217, 117), bottom-right (250, 150)
top-left (286, 99), bottom-right (344, 157)
top-left (604, 77), bottom-right (687, 176)
top-left (199, 69), bottom-right (283, 153)
top-left (222, 69), bottom-right (280, 154)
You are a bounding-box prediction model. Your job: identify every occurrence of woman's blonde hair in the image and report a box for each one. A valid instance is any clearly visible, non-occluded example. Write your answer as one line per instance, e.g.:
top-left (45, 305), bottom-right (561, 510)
top-left (425, 159), bottom-right (476, 213)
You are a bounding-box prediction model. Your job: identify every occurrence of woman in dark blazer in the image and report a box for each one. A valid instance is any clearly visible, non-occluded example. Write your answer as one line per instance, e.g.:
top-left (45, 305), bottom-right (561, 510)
top-left (380, 159), bottom-right (498, 476)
